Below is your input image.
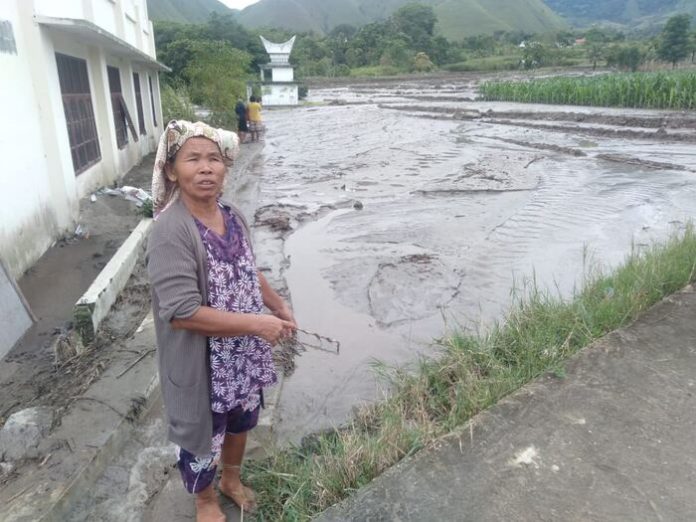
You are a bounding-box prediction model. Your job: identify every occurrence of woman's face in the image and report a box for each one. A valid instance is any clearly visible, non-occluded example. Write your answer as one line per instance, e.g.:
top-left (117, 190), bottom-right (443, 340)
top-left (166, 137), bottom-right (226, 202)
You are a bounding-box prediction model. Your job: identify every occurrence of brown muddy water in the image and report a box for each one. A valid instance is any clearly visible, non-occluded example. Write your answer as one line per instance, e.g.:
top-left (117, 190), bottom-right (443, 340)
top-left (251, 76), bottom-right (696, 445)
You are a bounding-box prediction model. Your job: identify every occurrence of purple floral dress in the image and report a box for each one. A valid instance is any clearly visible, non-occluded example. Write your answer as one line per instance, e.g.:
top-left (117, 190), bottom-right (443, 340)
top-left (197, 204), bottom-right (277, 412)
top-left (176, 203), bottom-right (277, 494)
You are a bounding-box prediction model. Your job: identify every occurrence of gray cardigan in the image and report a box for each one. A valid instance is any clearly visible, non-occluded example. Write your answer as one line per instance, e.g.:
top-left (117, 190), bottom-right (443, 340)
top-left (146, 198), bottom-right (252, 456)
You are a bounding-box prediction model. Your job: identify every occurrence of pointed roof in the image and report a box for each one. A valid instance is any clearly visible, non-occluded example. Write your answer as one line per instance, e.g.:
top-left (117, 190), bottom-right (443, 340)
top-left (260, 35), bottom-right (296, 55)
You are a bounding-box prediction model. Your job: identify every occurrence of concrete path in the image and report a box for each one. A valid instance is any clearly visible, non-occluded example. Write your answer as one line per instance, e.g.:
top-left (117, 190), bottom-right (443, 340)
top-left (317, 286), bottom-right (696, 522)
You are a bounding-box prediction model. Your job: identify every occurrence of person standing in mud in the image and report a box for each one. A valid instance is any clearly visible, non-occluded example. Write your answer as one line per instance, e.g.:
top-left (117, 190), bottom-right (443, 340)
top-left (234, 99), bottom-right (248, 143)
top-left (247, 95), bottom-right (263, 142)
top-left (147, 120), bottom-right (296, 521)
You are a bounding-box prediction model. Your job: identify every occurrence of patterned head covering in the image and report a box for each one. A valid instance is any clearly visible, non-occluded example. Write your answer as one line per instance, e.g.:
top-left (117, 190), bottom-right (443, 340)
top-left (152, 120), bottom-right (240, 217)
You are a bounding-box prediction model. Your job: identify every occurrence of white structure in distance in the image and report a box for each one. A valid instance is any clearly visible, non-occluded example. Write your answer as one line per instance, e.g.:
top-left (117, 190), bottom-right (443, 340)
top-left (257, 35), bottom-right (298, 106)
top-left (0, 0), bottom-right (166, 279)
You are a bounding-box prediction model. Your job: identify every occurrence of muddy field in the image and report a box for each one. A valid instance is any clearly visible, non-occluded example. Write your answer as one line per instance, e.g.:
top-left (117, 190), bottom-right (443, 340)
top-left (248, 73), bottom-right (696, 445)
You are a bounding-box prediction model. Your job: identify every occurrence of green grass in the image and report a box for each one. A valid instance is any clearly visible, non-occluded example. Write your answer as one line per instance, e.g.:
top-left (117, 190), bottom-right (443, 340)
top-left (480, 71), bottom-right (696, 109)
top-left (443, 54), bottom-right (521, 72)
top-left (246, 226), bottom-right (696, 521)
top-left (349, 65), bottom-right (403, 77)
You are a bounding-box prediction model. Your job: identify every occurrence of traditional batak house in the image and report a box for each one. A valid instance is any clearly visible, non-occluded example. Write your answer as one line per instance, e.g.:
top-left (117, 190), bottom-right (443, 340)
top-left (0, 0), bottom-right (167, 279)
top-left (258, 35), bottom-right (299, 106)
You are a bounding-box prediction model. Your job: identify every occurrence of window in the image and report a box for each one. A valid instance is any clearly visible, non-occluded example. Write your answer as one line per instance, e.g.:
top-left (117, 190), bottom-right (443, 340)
top-left (0, 20), bottom-right (17, 55)
top-left (56, 53), bottom-right (101, 175)
top-left (133, 72), bottom-right (146, 135)
top-left (149, 75), bottom-right (158, 127)
top-left (107, 66), bottom-right (128, 148)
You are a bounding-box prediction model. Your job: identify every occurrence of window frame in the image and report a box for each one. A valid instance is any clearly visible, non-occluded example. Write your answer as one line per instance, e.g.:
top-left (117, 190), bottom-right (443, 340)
top-left (133, 72), bottom-right (146, 136)
top-left (107, 65), bottom-right (128, 149)
top-left (149, 74), bottom-right (158, 127)
top-left (55, 53), bottom-right (102, 175)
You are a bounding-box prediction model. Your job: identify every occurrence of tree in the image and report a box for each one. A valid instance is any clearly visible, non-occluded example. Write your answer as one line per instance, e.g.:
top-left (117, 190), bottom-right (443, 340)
top-left (521, 42), bottom-right (548, 69)
top-left (392, 3), bottom-right (437, 51)
top-left (606, 44), bottom-right (644, 72)
top-left (329, 24), bottom-right (357, 40)
top-left (185, 41), bottom-right (251, 128)
top-left (380, 39), bottom-right (411, 69)
top-left (413, 52), bottom-right (435, 72)
top-left (587, 43), bottom-right (604, 70)
top-left (658, 14), bottom-right (691, 68)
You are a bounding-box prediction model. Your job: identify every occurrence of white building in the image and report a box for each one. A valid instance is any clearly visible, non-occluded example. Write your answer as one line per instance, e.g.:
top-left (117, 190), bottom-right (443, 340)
top-left (258, 35), bottom-right (298, 106)
top-left (0, 0), bottom-right (166, 279)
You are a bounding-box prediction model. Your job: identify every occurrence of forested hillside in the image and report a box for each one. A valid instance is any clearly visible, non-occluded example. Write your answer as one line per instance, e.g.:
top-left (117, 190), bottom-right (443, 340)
top-left (544, 0), bottom-right (696, 25)
top-left (236, 0), bottom-right (566, 40)
top-left (146, 0), bottom-right (233, 24)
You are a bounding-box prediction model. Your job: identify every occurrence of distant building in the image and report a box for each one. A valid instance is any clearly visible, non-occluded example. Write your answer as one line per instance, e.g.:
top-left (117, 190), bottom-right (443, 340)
top-left (0, 0), bottom-right (167, 279)
top-left (575, 38), bottom-right (587, 46)
top-left (257, 35), bottom-right (298, 106)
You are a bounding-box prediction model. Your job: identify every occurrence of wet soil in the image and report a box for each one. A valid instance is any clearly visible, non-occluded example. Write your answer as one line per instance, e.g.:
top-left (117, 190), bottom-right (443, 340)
top-left (0, 158), bottom-right (155, 427)
top-left (249, 72), bottom-right (696, 444)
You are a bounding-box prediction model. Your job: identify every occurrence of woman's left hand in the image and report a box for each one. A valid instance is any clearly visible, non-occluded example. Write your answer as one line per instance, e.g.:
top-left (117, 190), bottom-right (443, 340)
top-left (273, 302), bottom-right (297, 328)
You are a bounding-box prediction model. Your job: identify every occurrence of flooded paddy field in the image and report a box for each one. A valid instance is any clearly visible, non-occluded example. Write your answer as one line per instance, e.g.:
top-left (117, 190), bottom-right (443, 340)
top-left (254, 74), bottom-right (696, 444)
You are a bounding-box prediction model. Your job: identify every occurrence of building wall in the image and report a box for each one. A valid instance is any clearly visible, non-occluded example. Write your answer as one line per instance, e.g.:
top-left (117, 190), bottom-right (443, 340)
top-left (261, 84), bottom-right (299, 106)
top-left (0, 0), bottom-right (163, 279)
top-left (272, 67), bottom-right (294, 82)
top-left (0, 1), bottom-right (62, 279)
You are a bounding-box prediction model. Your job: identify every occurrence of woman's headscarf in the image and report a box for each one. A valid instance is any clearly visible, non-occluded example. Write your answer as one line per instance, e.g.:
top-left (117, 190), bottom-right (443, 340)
top-left (151, 120), bottom-right (240, 218)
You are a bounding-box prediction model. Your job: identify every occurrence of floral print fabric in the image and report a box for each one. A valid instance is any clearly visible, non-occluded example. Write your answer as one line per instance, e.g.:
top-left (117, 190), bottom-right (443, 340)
top-left (177, 405), bottom-right (260, 493)
top-left (195, 204), bottom-right (277, 413)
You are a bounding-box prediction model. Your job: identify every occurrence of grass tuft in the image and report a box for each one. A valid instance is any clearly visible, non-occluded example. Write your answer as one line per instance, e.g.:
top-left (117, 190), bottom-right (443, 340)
top-left (246, 226), bottom-right (696, 521)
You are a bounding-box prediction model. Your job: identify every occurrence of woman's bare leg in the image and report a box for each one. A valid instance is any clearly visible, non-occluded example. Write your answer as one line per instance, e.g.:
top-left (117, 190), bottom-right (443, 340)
top-left (220, 432), bottom-right (257, 513)
top-left (195, 483), bottom-right (225, 522)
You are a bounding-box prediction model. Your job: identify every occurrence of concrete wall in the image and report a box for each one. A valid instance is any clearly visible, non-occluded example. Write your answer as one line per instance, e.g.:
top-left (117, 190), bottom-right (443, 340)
top-left (261, 83), bottom-right (299, 106)
top-left (0, 2), bottom-right (63, 278)
top-left (0, 0), bottom-right (163, 279)
top-left (272, 67), bottom-right (294, 82)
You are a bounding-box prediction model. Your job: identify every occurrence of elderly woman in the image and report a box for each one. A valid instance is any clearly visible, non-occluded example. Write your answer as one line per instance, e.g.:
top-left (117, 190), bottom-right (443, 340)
top-left (147, 120), bottom-right (295, 521)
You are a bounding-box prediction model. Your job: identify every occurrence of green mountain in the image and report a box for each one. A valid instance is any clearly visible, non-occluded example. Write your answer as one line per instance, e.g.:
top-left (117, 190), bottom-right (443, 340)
top-left (544, 0), bottom-right (696, 26)
top-left (146, 0), bottom-right (234, 24)
top-left (236, 0), bottom-right (567, 39)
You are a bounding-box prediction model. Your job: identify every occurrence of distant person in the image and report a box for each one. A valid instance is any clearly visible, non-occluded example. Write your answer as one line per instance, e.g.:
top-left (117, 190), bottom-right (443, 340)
top-left (234, 99), bottom-right (248, 143)
top-left (247, 95), bottom-right (263, 142)
top-left (147, 120), bottom-right (296, 520)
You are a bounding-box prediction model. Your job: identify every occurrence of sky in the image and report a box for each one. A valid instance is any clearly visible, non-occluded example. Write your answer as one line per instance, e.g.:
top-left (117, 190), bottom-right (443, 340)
top-left (218, 0), bottom-right (261, 10)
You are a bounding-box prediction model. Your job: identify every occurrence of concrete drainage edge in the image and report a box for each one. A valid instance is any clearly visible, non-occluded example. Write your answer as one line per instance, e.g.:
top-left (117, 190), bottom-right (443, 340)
top-left (74, 218), bottom-right (153, 345)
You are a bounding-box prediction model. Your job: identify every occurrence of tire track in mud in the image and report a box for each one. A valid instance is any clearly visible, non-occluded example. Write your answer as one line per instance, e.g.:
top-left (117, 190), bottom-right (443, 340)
top-left (463, 157), bottom-right (670, 292)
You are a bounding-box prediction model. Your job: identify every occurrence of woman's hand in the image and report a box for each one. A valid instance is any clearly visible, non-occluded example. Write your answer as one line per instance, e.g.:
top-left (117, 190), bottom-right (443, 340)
top-left (272, 302), bottom-right (297, 328)
top-left (254, 314), bottom-right (295, 345)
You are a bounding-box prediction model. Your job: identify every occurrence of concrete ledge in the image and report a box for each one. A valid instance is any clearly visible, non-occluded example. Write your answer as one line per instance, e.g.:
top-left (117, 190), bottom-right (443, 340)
top-left (74, 218), bottom-right (152, 343)
top-left (316, 287), bottom-right (696, 521)
top-left (0, 314), bottom-right (158, 522)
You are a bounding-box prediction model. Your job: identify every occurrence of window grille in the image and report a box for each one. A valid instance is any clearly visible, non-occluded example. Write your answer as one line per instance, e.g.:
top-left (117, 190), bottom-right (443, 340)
top-left (133, 72), bottom-right (146, 135)
top-left (56, 53), bottom-right (101, 175)
top-left (107, 66), bottom-right (128, 148)
top-left (149, 75), bottom-right (158, 127)
top-left (0, 20), bottom-right (17, 54)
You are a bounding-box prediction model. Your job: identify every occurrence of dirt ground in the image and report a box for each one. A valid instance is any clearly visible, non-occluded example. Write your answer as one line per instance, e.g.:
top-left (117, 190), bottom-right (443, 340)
top-left (0, 158), bottom-right (155, 436)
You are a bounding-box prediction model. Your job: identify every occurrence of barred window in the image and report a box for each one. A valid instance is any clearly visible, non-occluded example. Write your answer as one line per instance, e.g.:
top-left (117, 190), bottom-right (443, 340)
top-left (133, 72), bottom-right (146, 135)
top-left (149, 75), bottom-right (158, 127)
top-left (107, 66), bottom-right (128, 148)
top-left (56, 53), bottom-right (101, 175)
